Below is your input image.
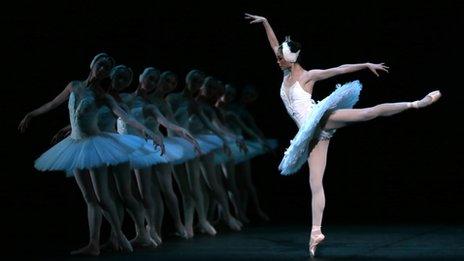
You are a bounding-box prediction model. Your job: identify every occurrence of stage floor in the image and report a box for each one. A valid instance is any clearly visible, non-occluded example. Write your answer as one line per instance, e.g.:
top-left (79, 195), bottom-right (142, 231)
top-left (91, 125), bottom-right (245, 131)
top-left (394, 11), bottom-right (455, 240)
top-left (42, 224), bottom-right (464, 260)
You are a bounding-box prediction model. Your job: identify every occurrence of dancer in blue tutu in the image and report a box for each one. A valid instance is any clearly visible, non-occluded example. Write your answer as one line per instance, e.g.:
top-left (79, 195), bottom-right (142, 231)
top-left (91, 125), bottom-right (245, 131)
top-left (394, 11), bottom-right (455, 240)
top-left (245, 13), bottom-right (442, 256)
top-left (167, 69), bottom-right (238, 236)
top-left (145, 70), bottom-right (202, 239)
top-left (219, 83), bottom-right (275, 222)
top-left (118, 67), bottom-right (200, 241)
top-left (53, 64), bottom-right (163, 250)
top-left (193, 75), bottom-right (248, 231)
top-left (215, 82), bottom-right (271, 223)
top-left (18, 53), bottom-right (162, 255)
top-left (154, 70), bottom-right (223, 238)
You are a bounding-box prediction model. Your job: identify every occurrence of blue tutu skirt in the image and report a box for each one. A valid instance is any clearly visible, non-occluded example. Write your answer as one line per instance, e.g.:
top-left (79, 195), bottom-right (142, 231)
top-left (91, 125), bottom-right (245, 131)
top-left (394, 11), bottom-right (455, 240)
top-left (224, 138), bottom-right (278, 164)
top-left (196, 134), bottom-right (224, 148)
top-left (165, 137), bottom-right (199, 163)
top-left (196, 134), bottom-right (224, 154)
top-left (35, 132), bottom-right (147, 171)
top-left (129, 139), bottom-right (167, 169)
top-left (162, 138), bottom-right (188, 164)
top-left (213, 137), bottom-right (251, 164)
top-left (279, 80), bottom-right (362, 175)
top-left (242, 138), bottom-right (278, 160)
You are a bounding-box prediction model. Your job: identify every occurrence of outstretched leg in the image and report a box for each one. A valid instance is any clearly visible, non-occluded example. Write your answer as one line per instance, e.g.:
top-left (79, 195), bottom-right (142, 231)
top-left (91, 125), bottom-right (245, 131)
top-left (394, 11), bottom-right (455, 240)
top-left (325, 90), bottom-right (441, 129)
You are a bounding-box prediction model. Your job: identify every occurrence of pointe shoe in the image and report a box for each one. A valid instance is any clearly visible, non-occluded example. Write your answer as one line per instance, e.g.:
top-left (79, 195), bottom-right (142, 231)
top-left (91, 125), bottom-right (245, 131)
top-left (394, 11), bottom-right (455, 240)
top-left (411, 90), bottom-right (442, 108)
top-left (309, 233), bottom-right (325, 257)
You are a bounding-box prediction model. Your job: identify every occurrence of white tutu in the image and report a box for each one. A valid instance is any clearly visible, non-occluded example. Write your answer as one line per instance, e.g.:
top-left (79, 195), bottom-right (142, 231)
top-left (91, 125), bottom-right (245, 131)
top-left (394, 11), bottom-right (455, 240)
top-left (279, 80), bottom-right (362, 175)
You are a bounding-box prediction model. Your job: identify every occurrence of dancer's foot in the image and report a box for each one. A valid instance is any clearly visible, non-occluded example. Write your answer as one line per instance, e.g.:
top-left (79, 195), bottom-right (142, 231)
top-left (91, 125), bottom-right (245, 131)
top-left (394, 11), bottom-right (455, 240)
top-left (199, 220), bottom-right (217, 236)
top-left (410, 90), bottom-right (442, 109)
top-left (185, 225), bottom-right (194, 239)
top-left (114, 232), bottom-right (133, 252)
top-left (70, 242), bottom-right (100, 256)
top-left (309, 229), bottom-right (325, 257)
top-left (257, 209), bottom-right (270, 221)
top-left (174, 224), bottom-right (189, 239)
top-left (225, 215), bottom-right (242, 231)
top-left (130, 233), bottom-right (158, 248)
top-left (146, 225), bottom-right (163, 245)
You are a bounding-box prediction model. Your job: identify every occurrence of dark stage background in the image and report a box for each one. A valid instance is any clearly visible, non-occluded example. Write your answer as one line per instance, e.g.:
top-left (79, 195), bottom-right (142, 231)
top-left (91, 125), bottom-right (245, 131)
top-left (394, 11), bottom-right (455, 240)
top-left (2, 0), bottom-right (462, 257)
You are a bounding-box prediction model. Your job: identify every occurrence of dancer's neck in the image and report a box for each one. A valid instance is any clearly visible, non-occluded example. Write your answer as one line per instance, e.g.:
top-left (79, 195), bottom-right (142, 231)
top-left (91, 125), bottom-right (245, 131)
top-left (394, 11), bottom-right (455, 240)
top-left (289, 63), bottom-right (304, 80)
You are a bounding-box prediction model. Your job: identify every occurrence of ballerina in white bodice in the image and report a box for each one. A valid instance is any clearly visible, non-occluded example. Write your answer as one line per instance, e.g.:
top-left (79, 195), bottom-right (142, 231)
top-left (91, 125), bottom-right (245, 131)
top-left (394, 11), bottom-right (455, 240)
top-left (246, 13), bottom-right (442, 257)
top-left (280, 77), bottom-right (317, 128)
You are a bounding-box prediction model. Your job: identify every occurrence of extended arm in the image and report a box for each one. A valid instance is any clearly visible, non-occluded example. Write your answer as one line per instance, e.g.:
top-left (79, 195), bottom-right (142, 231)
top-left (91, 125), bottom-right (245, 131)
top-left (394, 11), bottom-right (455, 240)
top-left (304, 63), bottom-right (389, 83)
top-left (245, 13), bottom-right (280, 56)
top-left (18, 82), bottom-right (73, 132)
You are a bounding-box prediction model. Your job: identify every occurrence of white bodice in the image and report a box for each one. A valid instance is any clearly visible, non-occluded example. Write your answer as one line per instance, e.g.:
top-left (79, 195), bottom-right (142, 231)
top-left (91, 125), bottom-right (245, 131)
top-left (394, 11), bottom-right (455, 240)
top-left (69, 87), bottom-right (101, 139)
top-left (280, 80), bottom-right (316, 128)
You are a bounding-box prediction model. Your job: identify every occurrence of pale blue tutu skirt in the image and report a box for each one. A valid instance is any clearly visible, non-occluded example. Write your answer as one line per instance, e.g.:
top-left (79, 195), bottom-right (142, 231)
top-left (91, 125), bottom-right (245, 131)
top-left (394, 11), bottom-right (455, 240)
top-left (213, 137), bottom-right (250, 164)
top-left (279, 80), bottom-right (362, 175)
top-left (129, 139), bottom-right (167, 169)
top-left (215, 138), bottom-right (278, 164)
top-left (196, 134), bottom-right (224, 154)
top-left (162, 138), bottom-right (188, 164)
top-left (35, 132), bottom-right (147, 171)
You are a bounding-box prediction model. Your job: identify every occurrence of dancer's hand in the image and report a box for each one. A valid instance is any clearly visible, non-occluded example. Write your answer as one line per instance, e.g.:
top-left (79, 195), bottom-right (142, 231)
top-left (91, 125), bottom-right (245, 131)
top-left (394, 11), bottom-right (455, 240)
top-left (18, 113), bottom-right (33, 133)
top-left (145, 130), bottom-right (165, 156)
top-left (176, 128), bottom-right (202, 156)
top-left (153, 136), bottom-right (166, 156)
top-left (244, 13), bottom-right (267, 24)
top-left (51, 126), bottom-right (71, 144)
top-left (366, 63), bottom-right (389, 77)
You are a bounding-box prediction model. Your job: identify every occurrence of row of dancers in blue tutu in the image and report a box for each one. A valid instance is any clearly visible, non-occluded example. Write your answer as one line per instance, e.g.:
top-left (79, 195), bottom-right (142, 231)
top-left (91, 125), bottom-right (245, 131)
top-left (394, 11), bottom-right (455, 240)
top-left (19, 53), bottom-right (277, 256)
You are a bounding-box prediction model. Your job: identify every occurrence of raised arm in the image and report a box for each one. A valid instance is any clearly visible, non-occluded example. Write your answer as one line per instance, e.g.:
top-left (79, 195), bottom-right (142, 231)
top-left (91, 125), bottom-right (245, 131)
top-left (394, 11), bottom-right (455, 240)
top-left (304, 63), bottom-right (389, 83)
top-left (245, 13), bottom-right (280, 56)
top-left (18, 82), bottom-right (73, 132)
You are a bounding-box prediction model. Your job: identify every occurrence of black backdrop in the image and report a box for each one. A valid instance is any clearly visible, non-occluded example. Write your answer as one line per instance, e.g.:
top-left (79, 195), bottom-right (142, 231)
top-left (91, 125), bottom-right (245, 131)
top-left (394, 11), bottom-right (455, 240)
top-left (2, 0), bottom-right (462, 256)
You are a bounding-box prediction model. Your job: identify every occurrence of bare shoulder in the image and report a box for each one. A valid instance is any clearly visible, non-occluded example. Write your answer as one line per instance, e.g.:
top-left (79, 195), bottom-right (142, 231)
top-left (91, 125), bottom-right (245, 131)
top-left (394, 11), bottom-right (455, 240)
top-left (303, 69), bottom-right (321, 80)
top-left (300, 71), bottom-right (316, 93)
top-left (68, 80), bottom-right (82, 91)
